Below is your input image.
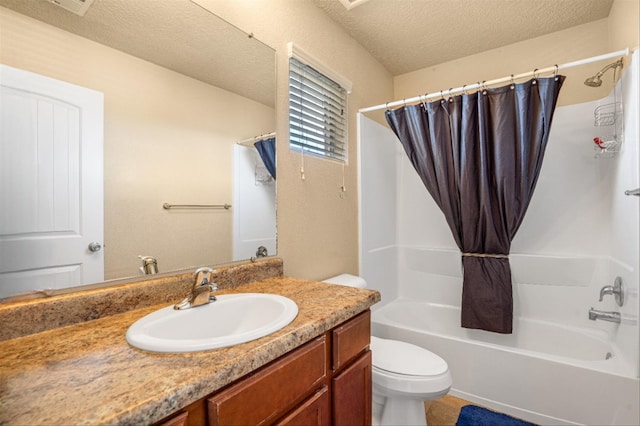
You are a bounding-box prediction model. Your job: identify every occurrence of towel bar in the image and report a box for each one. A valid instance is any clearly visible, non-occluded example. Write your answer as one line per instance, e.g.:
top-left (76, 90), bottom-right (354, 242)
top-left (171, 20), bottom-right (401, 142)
top-left (163, 203), bottom-right (232, 210)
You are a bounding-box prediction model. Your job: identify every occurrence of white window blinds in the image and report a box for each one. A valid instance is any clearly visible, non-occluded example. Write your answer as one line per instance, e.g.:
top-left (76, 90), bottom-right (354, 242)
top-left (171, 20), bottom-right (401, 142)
top-left (289, 57), bottom-right (348, 162)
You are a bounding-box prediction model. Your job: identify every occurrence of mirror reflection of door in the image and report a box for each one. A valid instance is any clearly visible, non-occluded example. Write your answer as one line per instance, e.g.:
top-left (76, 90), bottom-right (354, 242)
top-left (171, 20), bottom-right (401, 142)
top-left (0, 65), bottom-right (104, 298)
top-left (233, 144), bottom-right (276, 260)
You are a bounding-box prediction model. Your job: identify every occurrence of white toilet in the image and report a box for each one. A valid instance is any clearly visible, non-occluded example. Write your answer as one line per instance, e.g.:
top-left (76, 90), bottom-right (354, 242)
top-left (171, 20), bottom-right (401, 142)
top-left (323, 274), bottom-right (452, 426)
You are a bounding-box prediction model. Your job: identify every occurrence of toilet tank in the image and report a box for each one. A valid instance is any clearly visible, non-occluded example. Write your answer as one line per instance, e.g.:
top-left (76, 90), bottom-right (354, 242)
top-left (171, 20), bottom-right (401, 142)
top-left (322, 274), bottom-right (367, 288)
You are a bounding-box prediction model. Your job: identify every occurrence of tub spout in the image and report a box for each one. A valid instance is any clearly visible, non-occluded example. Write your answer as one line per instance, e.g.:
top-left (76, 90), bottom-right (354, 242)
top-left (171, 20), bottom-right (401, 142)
top-left (588, 307), bottom-right (621, 324)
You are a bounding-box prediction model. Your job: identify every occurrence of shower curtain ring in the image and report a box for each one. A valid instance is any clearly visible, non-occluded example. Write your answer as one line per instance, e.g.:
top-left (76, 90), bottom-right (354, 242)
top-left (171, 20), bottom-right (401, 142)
top-left (448, 88), bottom-right (454, 102)
top-left (553, 64), bottom-right (559, 80)
top-left (385, 102), bottom-right (390, 111)
top-left (481, 81), bottom-right (488, 95)
top-left (510, 74), bottom-right (515, 89)
top-left (440, 90), bottom-right (446, 103)
top-left (532, 68), bottom-right (539, 84)
top-left (462, 85), bottom-right (468, 95)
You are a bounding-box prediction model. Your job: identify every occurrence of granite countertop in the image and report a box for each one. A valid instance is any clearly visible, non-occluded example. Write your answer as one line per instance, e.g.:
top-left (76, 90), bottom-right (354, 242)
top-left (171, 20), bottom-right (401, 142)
top-left (0, 276), bottom-right (380, 425)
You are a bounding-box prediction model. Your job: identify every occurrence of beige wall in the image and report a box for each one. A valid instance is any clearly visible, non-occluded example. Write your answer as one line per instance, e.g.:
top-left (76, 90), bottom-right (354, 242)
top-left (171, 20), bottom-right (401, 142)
top-left (6, 0), bottom-right (635, 286)
top-left (0, 7), bottom-right (275, 280)
top-left (200, 0), bottom-right (640, 281)
top-left (197, 0), bottom-right (394, 280)
top-left (394, 0), bottom-right (639, 108)
top-left (393, 19), bottom-right (613, 107)
top-left (608, 0), bottom-right (640, 53)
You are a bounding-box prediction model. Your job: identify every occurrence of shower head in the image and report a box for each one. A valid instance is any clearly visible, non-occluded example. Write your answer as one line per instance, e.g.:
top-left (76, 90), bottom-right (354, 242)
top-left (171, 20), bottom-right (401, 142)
top-left (584, 75), bottom-right (603, 87)
top-left (584, 59), bottom-right (624, 87)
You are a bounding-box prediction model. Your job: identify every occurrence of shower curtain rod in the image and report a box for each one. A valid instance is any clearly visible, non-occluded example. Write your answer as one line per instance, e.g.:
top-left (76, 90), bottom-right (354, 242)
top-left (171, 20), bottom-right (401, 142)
top-left (237, 132), bottom-right (276, 147)
top-left (359, 48), bottom-right (631, 113)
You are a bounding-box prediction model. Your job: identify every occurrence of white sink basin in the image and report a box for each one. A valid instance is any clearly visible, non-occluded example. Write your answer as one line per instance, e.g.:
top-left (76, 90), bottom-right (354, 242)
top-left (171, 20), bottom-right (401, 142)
top-left (126, 293), bottom-right (298, 353)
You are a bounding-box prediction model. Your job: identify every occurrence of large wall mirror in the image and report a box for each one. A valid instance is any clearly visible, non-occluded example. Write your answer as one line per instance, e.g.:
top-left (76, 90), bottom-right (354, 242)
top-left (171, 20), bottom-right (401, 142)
top-left (0, 0), bottom-right (276, 300)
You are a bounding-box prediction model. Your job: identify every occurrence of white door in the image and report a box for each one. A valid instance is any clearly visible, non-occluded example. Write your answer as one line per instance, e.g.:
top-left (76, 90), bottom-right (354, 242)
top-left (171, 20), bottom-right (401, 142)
top-left (233, 144), bottom-right (276, 260)
top-left (0, 65), bottom-right (104, 298)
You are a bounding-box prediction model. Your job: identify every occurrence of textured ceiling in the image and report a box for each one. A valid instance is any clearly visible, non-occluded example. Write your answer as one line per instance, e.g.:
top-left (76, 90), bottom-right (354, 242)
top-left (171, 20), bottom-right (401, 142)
top-left (0, 0), bottom-right (276, 107)
top-left (1, 0), bottom-right (614, 100)
top-left (312, 0), bottom-right (614, 75)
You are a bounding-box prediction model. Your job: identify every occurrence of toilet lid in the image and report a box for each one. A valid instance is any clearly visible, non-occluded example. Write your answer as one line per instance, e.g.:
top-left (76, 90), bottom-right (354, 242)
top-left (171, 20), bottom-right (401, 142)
top-left (370, 336), bottom-right (448, 376)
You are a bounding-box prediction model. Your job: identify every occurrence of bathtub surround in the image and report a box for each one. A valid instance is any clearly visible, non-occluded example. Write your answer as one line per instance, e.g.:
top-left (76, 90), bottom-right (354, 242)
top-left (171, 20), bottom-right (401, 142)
top-left (359, 51), bottom-right (639, 424)
top-left (385, 76), bottom-right (565, 334)
top-left (372, 298), bottom-right (639, 425)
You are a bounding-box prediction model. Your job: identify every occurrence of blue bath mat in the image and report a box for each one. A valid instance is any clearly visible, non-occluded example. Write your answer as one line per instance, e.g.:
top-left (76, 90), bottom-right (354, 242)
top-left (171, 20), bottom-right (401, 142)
top-left (456, 405), bottom-right (536, 426)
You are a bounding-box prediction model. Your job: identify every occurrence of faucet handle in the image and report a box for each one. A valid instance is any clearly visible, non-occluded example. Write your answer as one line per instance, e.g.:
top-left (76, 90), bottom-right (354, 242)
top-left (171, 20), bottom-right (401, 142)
top-left (193, 267), bottom-right (215, 289)
top-left (599, 286), bottom-right (613, 302)
top-left (612, 276), bottom-right (624, 307)
top-left (599, 277), bottom-right (624, 307)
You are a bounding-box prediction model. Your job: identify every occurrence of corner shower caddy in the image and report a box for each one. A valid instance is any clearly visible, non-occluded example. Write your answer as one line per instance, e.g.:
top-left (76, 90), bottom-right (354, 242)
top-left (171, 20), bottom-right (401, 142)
top-left (592, 65), bottom-right (624, 158)
top-left (593, 101), bottom-right (623, 158)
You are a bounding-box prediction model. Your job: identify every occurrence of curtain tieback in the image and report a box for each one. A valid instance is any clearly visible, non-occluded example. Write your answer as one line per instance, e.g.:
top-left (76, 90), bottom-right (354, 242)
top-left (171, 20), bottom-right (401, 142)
top-left (462, 252), bottom-right (509, 259)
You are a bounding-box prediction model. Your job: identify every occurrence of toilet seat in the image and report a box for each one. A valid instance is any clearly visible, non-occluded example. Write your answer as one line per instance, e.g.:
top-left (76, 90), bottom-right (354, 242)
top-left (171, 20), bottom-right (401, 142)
top-left (370, 336), bottom-right (448, 376)
top-left (370, 336), bottom-right (452, 395)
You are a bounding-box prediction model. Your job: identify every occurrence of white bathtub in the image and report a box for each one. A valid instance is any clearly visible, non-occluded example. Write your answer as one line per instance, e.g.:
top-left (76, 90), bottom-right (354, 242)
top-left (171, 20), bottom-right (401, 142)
top-left (372, 299), bottom-right (640, 425)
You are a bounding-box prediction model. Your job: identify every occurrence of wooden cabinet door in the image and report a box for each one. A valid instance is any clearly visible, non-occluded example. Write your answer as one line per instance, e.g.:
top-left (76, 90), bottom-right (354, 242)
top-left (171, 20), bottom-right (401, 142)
top-left (276, 386), bottom-right (330, 425)
top-left (332, 351), bottom-right (372, 426)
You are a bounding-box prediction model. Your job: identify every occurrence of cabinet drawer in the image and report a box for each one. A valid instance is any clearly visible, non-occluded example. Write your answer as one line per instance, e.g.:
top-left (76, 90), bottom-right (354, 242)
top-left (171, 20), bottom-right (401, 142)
top-left (332, 310), bottom-right (370, 371)
top-left (275, 386), bottom-right (330, 425)
top-left (207, 336), bottom-right (327, 425)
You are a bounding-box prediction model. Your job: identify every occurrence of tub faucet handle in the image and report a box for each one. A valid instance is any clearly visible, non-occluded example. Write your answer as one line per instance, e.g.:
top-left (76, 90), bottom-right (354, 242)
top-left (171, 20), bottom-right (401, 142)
top-left (598, 277), bottom-right (624, 307)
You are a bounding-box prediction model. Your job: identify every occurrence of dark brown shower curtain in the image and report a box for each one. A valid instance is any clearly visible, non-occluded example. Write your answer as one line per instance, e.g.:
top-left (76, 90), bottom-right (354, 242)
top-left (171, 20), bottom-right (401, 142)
top-left (385, 76), bottom-right (564, 333)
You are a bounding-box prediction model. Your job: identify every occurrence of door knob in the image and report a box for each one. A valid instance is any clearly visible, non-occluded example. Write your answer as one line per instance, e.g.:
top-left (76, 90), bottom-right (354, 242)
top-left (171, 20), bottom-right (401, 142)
top-left (88, 242), bottom-right (102, 252)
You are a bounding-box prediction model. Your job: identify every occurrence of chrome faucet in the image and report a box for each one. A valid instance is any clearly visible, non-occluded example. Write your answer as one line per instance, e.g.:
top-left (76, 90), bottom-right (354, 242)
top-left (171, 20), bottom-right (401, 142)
top-left (174, 267), bottom-right (218, 310)
top-left (599, 277), bottom-right (624, 306)
top-left (138, 255), bottom-right (158, 275)
top-left (588, 307), bottom-right (621, 324)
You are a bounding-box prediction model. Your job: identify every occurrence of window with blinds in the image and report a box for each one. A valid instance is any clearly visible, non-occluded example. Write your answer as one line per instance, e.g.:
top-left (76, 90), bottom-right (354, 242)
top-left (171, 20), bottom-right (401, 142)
top-left (289, 57), bottom-right (348, 162)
